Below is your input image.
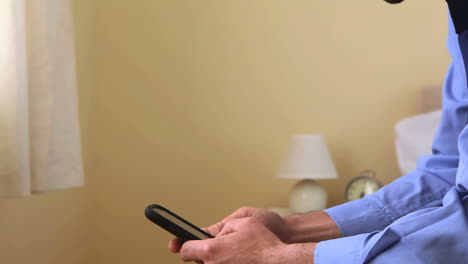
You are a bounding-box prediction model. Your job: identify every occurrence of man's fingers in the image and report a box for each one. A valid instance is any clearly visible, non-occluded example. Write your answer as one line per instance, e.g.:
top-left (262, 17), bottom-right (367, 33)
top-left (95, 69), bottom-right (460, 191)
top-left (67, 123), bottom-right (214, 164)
top-left (168, 237), bottom-right (182, 253)
top-left (204, 214), bottom-right (236, 236)
top-left (204, 222), bottom-right (225, 237)
top-left (180, 240), bottom-right (214, 262)
top-left (204, 207), bottom-right (255, 237)
top-left (203, 216), bottom-right (236, 237)
top-left (218, 217), bottom-right (258, 237)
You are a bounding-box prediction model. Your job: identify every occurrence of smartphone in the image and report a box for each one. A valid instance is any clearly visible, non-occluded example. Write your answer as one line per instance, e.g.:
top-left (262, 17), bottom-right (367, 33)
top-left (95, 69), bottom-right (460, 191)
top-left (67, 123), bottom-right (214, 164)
top-left (145, 204), bottom-right (214, 242)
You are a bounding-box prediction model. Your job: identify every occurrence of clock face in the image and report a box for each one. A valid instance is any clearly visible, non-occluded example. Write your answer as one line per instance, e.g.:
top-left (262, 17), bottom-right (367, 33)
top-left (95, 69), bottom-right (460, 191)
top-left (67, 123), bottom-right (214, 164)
top-left (345, 175), bottom-right (382, 202)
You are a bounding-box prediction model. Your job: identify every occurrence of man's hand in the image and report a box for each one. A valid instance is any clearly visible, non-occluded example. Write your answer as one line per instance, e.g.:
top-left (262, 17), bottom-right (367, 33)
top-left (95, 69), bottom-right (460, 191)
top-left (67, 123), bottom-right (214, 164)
top-left (168, 207), bottom-right (289, 253)
top-left (207, 207), bottom-right (290, 240)
top-left (169, 207), bottom-right (341, 254)
top-left (179, 217), bottom-right (316, 264)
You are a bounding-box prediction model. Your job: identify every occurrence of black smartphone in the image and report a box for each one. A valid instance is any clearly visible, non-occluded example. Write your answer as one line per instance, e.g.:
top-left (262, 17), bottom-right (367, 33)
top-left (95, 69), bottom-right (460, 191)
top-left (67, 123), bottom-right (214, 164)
top-left (145, 204), bottom-right (214, 242)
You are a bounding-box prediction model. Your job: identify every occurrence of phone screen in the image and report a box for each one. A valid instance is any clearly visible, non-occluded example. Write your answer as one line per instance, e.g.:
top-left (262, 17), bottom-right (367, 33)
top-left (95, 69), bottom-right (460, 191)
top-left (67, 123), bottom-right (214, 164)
top-left (152, 208), bottom-right (211, 240)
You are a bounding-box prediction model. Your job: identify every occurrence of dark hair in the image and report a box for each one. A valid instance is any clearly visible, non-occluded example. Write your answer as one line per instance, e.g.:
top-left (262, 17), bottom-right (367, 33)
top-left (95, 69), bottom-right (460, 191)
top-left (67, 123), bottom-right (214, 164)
top-left (384, 0), bottom-right (405, 3)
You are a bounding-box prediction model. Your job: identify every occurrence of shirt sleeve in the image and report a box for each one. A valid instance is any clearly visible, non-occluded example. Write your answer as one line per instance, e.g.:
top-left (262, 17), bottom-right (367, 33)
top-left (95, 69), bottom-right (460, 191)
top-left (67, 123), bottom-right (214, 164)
top-left (317, 188), bottom-right (468, 264)
top-left (325, 11), bottom-right (467, 237)
top-left (316, 6), bottom-right (468, 264)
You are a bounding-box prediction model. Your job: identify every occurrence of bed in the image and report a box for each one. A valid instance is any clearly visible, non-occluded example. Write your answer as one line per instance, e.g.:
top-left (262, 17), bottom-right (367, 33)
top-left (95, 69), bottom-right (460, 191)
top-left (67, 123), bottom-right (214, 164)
top-left (395, 86), bottom-right (442, 175)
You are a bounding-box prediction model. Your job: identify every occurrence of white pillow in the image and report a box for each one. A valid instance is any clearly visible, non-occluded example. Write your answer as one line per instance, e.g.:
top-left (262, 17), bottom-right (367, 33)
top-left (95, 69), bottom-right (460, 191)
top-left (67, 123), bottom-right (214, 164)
top-left (395, 110), bottom-right (442, 175)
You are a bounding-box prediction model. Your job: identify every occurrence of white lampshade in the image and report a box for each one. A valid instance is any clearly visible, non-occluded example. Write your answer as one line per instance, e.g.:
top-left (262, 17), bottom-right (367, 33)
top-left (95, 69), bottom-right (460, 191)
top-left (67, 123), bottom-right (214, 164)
top-left (277, 134), bottom-right (337, 180)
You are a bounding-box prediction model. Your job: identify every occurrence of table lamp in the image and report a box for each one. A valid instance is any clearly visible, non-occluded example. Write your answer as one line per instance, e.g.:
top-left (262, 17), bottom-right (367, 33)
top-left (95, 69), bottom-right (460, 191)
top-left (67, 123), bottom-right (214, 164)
top-left (277, 134), bottom-right (338, 213)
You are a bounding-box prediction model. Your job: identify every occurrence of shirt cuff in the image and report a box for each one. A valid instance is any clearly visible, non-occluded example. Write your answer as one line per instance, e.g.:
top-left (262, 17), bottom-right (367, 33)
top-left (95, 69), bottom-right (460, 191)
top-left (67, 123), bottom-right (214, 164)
top-left (314, 234), bottom-right (367, 264)
top-left (325, 197), bottom-right (392, 237)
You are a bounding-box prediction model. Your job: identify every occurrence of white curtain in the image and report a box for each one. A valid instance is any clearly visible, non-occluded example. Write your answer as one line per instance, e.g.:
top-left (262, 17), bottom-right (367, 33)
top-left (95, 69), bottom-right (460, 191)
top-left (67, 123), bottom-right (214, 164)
top-left (0, 0), bottom-right (83, 196)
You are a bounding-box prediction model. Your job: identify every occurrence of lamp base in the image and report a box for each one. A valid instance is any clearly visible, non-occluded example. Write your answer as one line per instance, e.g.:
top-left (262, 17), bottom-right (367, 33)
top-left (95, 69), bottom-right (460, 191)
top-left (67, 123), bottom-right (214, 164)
top-left (289, 179), bottom-right (327, 213)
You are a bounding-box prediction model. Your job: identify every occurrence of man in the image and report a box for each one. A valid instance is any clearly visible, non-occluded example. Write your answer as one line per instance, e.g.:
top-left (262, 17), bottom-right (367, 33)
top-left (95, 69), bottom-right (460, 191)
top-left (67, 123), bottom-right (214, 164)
top-left (169, 0), bottom-right (468, 263)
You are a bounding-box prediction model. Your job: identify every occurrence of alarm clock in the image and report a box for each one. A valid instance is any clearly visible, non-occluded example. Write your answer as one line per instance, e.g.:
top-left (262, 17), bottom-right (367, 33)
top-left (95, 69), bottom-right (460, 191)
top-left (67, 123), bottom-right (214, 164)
top-left (345, 170), bottom-right (382, 202)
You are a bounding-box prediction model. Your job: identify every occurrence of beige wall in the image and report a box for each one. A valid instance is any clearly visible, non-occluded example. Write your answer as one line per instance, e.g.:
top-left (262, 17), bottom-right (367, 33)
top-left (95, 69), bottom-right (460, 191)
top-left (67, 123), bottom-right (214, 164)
top-left (0, 1), bottom-right (450, 264)
top-left (0, 189), bottom-right (90, 264)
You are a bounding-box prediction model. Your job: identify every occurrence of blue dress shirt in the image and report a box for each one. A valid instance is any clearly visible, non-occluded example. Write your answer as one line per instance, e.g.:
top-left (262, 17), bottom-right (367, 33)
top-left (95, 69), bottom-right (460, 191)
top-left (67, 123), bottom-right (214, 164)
top-left (315, 8), bottom-right (468, 264)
